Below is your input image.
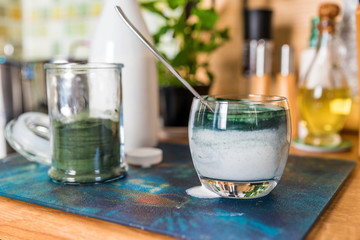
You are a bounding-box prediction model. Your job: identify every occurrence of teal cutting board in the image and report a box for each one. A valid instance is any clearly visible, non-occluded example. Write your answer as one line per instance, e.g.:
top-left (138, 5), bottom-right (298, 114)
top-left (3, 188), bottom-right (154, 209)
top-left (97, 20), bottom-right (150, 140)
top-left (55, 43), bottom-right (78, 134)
top-left (0, 143), bottom-right (356, 239)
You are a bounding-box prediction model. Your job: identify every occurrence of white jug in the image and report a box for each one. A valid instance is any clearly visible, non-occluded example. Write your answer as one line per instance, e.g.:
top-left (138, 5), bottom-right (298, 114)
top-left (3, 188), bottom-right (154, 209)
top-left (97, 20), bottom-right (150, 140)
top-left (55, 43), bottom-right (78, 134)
top-left (89, 0), bottom-right (159, 153)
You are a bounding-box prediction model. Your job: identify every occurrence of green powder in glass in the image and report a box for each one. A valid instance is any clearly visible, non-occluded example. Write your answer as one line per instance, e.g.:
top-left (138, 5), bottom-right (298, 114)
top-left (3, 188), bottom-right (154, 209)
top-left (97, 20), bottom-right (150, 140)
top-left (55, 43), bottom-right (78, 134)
top-left (52, 118), bottom-right (121, 175)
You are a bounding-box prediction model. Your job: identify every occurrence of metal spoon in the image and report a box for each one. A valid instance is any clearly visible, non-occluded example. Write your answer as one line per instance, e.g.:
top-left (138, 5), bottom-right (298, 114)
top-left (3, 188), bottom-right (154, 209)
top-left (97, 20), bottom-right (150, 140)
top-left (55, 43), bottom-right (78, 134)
top-left (114, 5), bottom-right (214, 112)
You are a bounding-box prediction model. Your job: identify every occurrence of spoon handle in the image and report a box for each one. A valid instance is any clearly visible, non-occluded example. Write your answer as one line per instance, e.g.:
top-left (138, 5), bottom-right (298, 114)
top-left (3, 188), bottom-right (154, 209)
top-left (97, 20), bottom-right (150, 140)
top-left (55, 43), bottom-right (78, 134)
top-left (115, 5), bottom-right (214, 112)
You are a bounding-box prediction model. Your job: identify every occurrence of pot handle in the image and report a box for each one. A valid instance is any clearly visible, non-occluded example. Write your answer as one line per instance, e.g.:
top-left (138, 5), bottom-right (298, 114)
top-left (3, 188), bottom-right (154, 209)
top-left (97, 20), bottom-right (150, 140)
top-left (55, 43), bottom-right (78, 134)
top-left (5, 112), bottom-right (51, 165)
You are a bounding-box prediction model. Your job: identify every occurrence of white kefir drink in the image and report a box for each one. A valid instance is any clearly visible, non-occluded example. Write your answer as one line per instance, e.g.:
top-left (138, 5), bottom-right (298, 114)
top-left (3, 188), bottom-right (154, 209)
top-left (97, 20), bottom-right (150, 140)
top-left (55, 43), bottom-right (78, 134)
top-left (188, 95), bottom-right (291, 199)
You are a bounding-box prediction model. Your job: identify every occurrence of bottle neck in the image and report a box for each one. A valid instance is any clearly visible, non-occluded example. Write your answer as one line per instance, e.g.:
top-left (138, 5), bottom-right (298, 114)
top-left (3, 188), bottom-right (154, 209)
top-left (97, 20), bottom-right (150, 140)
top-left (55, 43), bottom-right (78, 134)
top-left (319, 18), bottom-right (335, 34)
top-left (317, 18), bottom-right (335, 50)
top-left (317, 30), bottom-right (333, 49)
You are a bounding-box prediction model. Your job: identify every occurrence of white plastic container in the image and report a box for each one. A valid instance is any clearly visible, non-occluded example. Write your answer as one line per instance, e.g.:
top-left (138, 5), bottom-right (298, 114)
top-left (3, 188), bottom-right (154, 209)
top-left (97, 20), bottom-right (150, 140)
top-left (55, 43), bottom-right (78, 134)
top-left (89, 0), bottom-right (159, 153)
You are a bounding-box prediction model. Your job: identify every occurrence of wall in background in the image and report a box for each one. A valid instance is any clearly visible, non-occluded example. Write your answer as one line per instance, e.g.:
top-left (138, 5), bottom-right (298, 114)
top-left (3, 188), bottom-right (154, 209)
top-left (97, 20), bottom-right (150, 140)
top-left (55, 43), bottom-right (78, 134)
top-left (22, 0), bottom-right (102, 61)
top-left (0, 0), bottom-right (102, 61)
top-left (0, 0), bottom-right (21, 59)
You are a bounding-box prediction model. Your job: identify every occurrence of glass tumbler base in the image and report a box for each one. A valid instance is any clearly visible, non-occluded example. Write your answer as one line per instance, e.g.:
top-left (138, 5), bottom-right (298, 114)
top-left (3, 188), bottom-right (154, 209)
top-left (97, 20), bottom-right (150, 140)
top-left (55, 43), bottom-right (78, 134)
top-left (200, 177), bottom-right (278, 199)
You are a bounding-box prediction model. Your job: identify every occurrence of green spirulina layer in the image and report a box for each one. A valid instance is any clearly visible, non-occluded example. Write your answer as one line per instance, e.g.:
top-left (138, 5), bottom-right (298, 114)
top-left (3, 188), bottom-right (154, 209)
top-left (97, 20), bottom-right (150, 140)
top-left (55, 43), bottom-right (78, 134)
top-left (194, 104), bottom-right (288, 131)
top-left (50, 118), bottom-right (122, 182)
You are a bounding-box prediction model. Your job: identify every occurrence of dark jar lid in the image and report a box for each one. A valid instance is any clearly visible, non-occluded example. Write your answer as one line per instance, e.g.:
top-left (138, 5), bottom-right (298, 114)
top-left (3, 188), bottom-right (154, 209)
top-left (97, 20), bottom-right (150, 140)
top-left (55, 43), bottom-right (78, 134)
top-left (243, 9), bottom-right (273, 40)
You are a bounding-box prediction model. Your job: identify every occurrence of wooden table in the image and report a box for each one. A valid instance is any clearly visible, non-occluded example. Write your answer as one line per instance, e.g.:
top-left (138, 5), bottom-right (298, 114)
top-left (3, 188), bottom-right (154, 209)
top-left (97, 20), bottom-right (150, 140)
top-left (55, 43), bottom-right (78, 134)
top-left (0, 131), bottom-right (359, 240)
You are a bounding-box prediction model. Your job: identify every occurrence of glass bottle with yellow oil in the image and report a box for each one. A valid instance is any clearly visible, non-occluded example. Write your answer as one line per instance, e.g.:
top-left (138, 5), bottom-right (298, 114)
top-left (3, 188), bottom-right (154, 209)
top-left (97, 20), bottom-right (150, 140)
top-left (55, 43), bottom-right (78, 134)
top-left (298, 3), bottom-right (352, 147)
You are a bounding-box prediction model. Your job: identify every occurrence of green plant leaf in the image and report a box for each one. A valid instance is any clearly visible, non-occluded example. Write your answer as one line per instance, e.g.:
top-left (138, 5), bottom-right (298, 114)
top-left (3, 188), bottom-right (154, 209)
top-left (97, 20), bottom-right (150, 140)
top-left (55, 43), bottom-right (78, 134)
top-left (172, 49), bottom-right (190, 67)
top-left (219, 28), bottom-right (230, 40)
top-left (141, 0), bottom-right (230, 87)
top-left (206, 70), bottom-right (214, 84)
top-left (140, 2), bottom-right (168, 19)
top-left (173, 15), bottom-right (188, 34)
top-left (192, 8), bottom-right (218, 30)
top-left (169, 0), bottom-right (189, 9)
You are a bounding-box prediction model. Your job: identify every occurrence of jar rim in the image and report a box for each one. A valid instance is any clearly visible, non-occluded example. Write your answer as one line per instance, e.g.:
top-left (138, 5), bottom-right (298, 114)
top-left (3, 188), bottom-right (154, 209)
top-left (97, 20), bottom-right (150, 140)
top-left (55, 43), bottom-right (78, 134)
top-left (44, 62), bottom-right (124, 70)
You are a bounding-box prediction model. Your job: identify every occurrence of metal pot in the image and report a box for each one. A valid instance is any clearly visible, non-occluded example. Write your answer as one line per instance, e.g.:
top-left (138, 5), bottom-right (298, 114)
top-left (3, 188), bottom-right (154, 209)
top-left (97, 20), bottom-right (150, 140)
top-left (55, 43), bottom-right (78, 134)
top-left (21, 61), bottom-right (48, 113)
top-left (0, 61), bottom-right (23, 158)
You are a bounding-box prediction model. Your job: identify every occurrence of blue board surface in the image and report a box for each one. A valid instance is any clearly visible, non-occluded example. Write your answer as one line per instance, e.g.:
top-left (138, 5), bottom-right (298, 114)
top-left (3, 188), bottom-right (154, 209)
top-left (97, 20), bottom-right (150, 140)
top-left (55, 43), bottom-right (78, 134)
top-left (0, 143), bottom-right (356, 240)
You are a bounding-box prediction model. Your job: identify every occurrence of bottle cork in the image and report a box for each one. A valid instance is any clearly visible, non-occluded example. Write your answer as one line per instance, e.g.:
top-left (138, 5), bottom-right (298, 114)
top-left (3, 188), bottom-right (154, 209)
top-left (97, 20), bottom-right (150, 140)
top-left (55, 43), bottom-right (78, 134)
top-left (319, 3), bottom-right (340, 34)
top-left (319, 3), bottom-right (340, 18)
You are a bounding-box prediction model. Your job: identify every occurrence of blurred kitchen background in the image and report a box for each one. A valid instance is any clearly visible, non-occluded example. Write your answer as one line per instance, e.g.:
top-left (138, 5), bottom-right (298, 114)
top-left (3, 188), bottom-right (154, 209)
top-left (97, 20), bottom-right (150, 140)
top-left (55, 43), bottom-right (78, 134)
top-left (0, 0), bottom-right (356, 157)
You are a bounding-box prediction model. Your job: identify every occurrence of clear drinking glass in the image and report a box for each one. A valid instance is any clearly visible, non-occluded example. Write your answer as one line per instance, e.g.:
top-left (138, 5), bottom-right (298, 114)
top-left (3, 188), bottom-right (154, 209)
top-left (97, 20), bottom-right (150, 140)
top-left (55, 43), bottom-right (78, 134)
top-left (6, 63), bottom-right (127, 184)
top-left (188, 94), bottom-right (291, 199)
